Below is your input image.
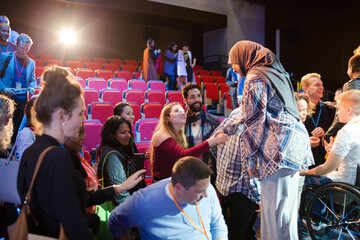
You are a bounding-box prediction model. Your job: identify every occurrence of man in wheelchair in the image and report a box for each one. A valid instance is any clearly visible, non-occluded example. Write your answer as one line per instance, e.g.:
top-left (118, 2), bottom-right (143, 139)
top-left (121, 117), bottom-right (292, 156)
top-left (300, 89), bottom-right (360, 239)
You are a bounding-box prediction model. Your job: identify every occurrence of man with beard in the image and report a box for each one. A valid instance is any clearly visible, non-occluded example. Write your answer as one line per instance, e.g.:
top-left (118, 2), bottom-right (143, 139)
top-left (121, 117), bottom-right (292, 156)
top-left (108, 156), bottom-right (228, 240)
top-left (0, 23), bottom-right (16, 54)
top-left (302, 73), bottom-right (335, 166)
top-left (182, 83), bottom-right (220, 184)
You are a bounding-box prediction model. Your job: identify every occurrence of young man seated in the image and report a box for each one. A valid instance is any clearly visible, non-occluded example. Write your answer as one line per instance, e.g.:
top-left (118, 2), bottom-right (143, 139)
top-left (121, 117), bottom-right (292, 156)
top-left (300, 89), bottom-right (360, 186)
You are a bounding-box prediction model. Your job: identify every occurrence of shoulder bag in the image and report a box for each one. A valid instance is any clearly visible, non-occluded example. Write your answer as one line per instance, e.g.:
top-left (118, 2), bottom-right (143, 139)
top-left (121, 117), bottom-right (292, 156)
top-left (10, 146), bottom-right (68, 240)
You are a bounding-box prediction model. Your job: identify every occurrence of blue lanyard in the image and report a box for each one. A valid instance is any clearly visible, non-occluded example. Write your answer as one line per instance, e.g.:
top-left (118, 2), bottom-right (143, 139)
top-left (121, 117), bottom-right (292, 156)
top-left (310, 102), bottom-right (322, 128)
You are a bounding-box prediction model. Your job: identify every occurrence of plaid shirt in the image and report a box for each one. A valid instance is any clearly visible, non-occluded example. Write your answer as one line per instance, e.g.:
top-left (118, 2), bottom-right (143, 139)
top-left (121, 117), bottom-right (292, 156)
top-left (215, 74), bottom-right (313, 203)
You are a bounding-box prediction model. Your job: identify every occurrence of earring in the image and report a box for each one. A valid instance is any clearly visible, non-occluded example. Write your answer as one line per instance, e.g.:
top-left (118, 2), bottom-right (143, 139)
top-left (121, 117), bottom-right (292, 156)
top-left (62, 122), bottom-right (66, 126)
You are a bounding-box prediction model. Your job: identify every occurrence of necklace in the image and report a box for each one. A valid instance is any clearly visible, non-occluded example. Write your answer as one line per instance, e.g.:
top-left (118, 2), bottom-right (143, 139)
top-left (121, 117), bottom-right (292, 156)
top-left (169, 184), bottom-right (209, 239)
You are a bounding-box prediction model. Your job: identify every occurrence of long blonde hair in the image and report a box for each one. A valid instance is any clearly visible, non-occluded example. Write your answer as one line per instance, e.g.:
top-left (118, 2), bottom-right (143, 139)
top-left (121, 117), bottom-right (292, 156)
top-left (150, 102), bottom-right (188, 158)
top-left (0, 95), bottom-right (14, 150)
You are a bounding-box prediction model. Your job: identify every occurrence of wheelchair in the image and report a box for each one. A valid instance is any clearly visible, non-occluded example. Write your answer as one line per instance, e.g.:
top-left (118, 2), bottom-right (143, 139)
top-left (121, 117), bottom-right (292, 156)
top-left (299, 181), bottom-right (360, 240)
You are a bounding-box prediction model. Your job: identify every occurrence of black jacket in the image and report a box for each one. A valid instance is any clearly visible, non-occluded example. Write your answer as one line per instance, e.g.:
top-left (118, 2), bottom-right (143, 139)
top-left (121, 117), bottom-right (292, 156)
top-left (17, 135), bottom-right (114, 239)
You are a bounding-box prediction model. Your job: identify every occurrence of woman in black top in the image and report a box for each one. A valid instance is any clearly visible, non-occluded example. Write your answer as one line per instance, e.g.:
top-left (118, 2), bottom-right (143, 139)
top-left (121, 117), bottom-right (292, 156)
top-left (17, 66), bottom-right (145, 239)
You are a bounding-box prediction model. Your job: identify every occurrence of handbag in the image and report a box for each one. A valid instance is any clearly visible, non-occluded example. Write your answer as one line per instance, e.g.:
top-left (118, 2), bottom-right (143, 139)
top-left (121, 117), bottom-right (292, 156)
top-left (0, 144), bottom-right (21, 204)
top-left (10, 146), bottom-right (68, 240)
top-left (95, 150), bottom-right (117, 240)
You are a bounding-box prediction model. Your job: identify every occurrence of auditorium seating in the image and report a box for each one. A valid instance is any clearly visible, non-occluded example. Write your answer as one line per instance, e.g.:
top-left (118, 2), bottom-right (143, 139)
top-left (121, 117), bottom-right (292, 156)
top-left (76, 68), bottom-right (95, 80)
top-left (96, 69), bottom-right (114, 82)
top-left (148, 80), bottom-right (166, 92)
top-left (115, 70), bottom-right (132, 81)
top-left (83, 120), bottom-right (102, 151)
top-left (46, 59), bottom-right (64, 67)
top-left (223, 92), bottom-right (232, 116)
top-left (129, 79), bottom-right (147, 93)
top-left (39, 53), bottom-right (55, 62)
top-left (89, 102), bottom-right (113, 124)
top-left (133, 71), bottom-right (141, 79)
top-left (214, 76), bottom-right (226, 84)
top-left (27, 52), bottom-right (36, 59)
top-left (218, 83), bottom-right (229, 106)
top-left (211, 71), bottom-right (222, 77)
top-left (67, 61), bottom-right (84, 70)
top-left (198, 70), bottom-right (210, 76)
top-left (75, 77), bottom-right (86, 88)
top-left (92, 57), bottom-right (107, 65)
top-left (109, 58), bottom-right (123, 66)
top-left (121, 64), bottom-right (137, 73)
top-left (103, 63), bottom-right (120, 73)
top-left (124, 60), bottom-right (138, 67)
top-left (83, 88), bottom-right (99, 113)
top-left (141, 102), bottom-right (163, 119)
top-left (108, 78), bottom-right (128, 93)
top-left (195, 75), bottom-right (201, 85)
top-left (201, 76), bottom-right (214, 84)
top-left (193, 65), bottom-right (202, 71)
top-left (34, 59), bottom-right (44, 67)
top-left (87, 78), bottom-right (107, 93)
top-left (123, 89), bottom-right (145, 106)
top-left (101, 89), bottom-right (122, 106)
top-left (166, 91), bottom-right (184, 103)
top-left (35, 66), bottom-right (45, 79)
top-left (203, 83), bottom-right (219, 106)
top-left (145, 90), bottom-right (166, 105)
top-left (85, 62), bottom-right (102, 71)
top-left (77, 56), bottom-right (91, 64)
top-left (135, 118), bottom-right (159, 142)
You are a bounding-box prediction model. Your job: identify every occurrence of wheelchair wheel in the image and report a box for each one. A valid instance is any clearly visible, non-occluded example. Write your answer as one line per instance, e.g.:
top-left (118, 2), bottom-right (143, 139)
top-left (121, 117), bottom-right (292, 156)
top-left (306, 183), bottom-right (360, 239)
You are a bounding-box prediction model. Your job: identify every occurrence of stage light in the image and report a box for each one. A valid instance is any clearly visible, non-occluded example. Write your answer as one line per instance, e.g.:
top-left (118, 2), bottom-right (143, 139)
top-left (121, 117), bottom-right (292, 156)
top-left (60, 29), bottom-right (77, 45)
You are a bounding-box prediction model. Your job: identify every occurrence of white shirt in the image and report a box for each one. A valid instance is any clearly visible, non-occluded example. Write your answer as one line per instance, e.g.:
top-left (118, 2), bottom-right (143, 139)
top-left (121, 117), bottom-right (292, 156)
top-left (326, 115), bottom-right (360, 185)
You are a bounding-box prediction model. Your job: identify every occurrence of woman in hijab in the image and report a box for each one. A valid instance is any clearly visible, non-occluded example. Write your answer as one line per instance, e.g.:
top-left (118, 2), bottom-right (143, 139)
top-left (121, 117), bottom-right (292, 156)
top-left (216, 41), bottom-right (313, 240)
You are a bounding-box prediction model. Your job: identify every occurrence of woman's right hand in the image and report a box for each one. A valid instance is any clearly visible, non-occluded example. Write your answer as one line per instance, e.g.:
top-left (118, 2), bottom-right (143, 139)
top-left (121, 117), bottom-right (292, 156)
top-left (114, 169), bottom-right (146, 195)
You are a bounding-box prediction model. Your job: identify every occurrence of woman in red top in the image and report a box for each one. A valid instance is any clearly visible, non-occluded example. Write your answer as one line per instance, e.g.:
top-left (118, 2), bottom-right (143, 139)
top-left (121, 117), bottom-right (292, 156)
top-left (151, 102), bottom-right (227, 180)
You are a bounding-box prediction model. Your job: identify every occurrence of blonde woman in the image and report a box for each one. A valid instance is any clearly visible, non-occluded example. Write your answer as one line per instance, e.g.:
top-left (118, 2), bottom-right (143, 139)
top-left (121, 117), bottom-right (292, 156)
top-left (151, 102), bottom-right (227, 180)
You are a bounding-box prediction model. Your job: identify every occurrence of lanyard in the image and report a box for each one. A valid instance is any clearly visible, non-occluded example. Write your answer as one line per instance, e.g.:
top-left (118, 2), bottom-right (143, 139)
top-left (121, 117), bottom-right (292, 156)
top-left (15, 56), bottom-right (26, 81)
top-left (169, 184), bottom-right (209, 239)
top-left (0, 44), bottom-right (9, 53)
top-left (310, 102), bottom-right (322, 128)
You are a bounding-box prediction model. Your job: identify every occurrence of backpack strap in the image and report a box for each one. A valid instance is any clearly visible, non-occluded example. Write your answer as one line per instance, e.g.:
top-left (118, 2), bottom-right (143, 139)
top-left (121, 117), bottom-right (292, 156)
top-left (100, 150), bottom-right (119, 188)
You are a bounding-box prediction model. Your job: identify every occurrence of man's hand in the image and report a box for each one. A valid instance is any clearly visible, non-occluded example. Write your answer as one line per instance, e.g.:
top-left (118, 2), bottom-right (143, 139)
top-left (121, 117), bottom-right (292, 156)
top-left (2, 88), bottom-right (14, 96)
top-left (311, 127), bottom-right (325, 138)
top-left (324, 137), bottom-right (334, 153)
top-left (309, 136), bottom-right (320, 148)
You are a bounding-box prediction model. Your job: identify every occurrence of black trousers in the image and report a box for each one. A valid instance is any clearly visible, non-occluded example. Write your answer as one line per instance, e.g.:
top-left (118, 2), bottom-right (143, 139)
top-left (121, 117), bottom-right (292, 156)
top-left (220, 192), bottom-right (258, 240)
top-left (11, 98), bottom-right (27, 144)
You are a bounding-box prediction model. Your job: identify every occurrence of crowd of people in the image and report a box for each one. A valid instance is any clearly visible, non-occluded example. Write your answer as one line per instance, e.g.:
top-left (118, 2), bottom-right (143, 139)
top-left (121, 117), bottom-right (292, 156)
top-left (143, 39), bottom-right (197, 91)
top-left (1, 13), bottom-right (360, 240)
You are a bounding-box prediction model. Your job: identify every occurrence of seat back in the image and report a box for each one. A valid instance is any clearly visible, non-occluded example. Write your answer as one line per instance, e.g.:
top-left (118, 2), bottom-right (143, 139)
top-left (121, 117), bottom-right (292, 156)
top-left (124, 90), bottom-right (145, 106)
top-left (103, 63), bottom-right (120, 73)
top-left (198, 69), bottom-right (210, 76)
top-left (145, 90), bottom-right (166, 105)
top-left (34, 59), bottom-right (44, 67)
top-left (75, 77), bottom-right (86, 88)
top-left (96, 70), bottom-right (114, 82)
top-left (121, 64), bottom-right (137, 73)
top-left (211, 71), bottom-right (222, 77)
top-left (166, 91), bottom-right (184, 103)
top-left (148, 80), bottom-right (166, 92)
top-left (67, 61), bottom-right (84, 70)
top-left (108, 78), bottom-right (128, 92)
top-left (90, 102), bottom-right (114, 124)
top-left (83, 88), bottom-right (100, 113)
top-left (135, 118), bottom-right (159, 142)
top-left (214, 76), bottom-right (226, 84)
top-left (35, 66), bottom-right (45, 79)
top-left (39, 53), bottom-right (55, 62)
top-left (83, 120), bottom-right (103, 151)
top-left (203, 83), bottom-right (219, 105)
top-left (141, 102), bottom-right (163, 119)
top-left (133, 71), bottom-right (141, 79)
top-left (108, 58), bottom-right (123, 66)
top-left (46, 59), bottom-right (64, 67)
top-left (77, 56), bottom-right (91, 64)
top-left (85, 62), bottom-right (102, 71)
top-left (115, 70), bottom-right (132, 81)
top-left (124, 60), bottom-right (138, 67)
top-left (92, 57), bottom-right (107, 65)
top-left (129, 79), bottom-right (147, 93)
top-left (76, 68), bottom-right (95, 80)
top-left (101, 89), bottom-right (122, 106)
top-left (87, 78), bottom-right (107, 93)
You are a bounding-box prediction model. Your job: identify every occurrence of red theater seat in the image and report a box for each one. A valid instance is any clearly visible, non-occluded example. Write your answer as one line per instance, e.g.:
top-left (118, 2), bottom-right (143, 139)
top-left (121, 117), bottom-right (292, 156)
top-left (89, 102), bottom-right (114, 124)
top-left (115, 70), bottom-right (132, 81)
top-left (83, 120), bottom-right (102, 151)
top-left (141, 102), bottom-right (163, 119)
top-left (129, 79), bottom-right (147, 93)
top-left (123, 89), bottom-right (145, 106)
top-left (145, 90), bottom-right (166, 105)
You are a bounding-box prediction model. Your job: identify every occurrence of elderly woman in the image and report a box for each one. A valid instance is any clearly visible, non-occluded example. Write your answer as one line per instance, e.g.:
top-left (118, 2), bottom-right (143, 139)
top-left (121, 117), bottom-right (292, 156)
top-left (216, 41), bottom-right (313, 240)
top-left (17, 67), bottom-right (145, 239)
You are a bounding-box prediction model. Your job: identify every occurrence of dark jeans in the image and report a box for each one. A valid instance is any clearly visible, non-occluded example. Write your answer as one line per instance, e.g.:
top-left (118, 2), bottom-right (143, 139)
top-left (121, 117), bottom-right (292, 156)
top-left (165, 74), bottom-right (176, 90)
top-left (220, 192), bottom-right (258, 240)
top-left (12, 98), bottom-right (27, 143)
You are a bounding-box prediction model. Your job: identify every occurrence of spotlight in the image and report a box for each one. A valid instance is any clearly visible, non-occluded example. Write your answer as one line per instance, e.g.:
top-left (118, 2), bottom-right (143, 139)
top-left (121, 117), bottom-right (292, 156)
top-left (60, 29), bottom-right (77, 45)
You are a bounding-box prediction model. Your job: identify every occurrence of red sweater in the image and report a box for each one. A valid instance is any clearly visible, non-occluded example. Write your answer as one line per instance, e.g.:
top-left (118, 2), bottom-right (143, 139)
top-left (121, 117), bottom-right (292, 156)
top-left (152, 137), bottom-right (210, 178)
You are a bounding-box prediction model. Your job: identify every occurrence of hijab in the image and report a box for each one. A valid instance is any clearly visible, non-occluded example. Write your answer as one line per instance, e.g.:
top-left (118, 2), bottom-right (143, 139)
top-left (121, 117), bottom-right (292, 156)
top-left (228, 40), bottom-right (300, 120)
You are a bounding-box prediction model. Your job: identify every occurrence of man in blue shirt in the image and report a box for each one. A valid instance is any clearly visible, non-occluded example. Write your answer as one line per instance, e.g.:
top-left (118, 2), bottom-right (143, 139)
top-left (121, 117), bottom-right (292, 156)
top-left (0, 33), bottom-right (35, 142)
top-left (108, 156), bottom-right (228, 240)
